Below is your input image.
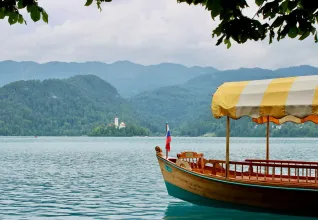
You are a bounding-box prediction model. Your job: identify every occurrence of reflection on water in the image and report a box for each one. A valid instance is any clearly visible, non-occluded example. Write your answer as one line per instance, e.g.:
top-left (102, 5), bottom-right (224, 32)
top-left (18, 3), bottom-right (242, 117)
top-left (164, 202), bottom-right (317, 220)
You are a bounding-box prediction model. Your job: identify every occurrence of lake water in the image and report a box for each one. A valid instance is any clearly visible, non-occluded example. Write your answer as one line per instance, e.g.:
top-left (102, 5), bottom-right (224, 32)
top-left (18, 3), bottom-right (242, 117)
top-left (0, 137), bottom-right (317, 219)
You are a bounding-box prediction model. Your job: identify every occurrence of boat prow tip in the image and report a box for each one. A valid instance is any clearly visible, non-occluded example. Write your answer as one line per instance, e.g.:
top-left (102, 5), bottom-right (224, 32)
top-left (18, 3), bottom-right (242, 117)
top-left (155, 146), bottom-right (163, 157)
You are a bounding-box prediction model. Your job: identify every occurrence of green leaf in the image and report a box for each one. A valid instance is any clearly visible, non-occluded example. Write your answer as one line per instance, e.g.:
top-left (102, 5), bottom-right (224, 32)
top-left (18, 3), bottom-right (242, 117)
top-left (287, 1), bottom-right (297, 11)
top-left (210, 0), bottom-right (221, 20)
top-left (224, 38), bottom-right (231, 49)
top-left (277, 26), bottom-right (282, 40)
top-left (227, 40), bottom-right (231, 49)
top-left (240, 33), bottom-right (248, 43)
top-left (0, 9), bottom-right (5, 19)
top-left (216, 35), bottom-right (225, 46)
top-left (310, 26), bottom-right (316, 35)
top-left (18, 0), bottom-right (25, 9)
top-left (8, 13), bottom-right (18, 25)
top-left (288, 26), bottom-right (298, 38)
top-left (97, 1), bottom-right (102, 11)
top-left (299, 31), bottom-right (310, 40)
top-left (269, 29), bottom-right (275, 44)
top-left (271, 16), bottom-right (285, 28)
top-left (30, 6), bottom-right (41, 22)
top-left (297, 0), bottom-right (304, 9)
top-left (212, 25), bottom-right (222, 37)
top-left (18, 14), bottom-right (24, 24)
top-left (255, 0), bottom-right (265, 6)
top-left (280, 1), bottom-right (288, 13)
top-left (27, 5), bottom-right (33, 13)
top-left (85, 0), bottom-right (94, 6)
top-left (42, 10), bottom-right (48, 23)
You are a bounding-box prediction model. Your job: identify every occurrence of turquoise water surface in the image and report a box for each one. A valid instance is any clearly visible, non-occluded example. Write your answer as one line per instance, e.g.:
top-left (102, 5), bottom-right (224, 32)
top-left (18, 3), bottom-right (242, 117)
top-left (0, 137), bottom-right (317, 219)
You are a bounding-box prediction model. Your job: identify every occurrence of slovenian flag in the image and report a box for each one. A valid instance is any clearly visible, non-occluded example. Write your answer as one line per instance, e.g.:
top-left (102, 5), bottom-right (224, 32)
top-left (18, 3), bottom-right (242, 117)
top-left (166, 123), bottom-right (171, 152)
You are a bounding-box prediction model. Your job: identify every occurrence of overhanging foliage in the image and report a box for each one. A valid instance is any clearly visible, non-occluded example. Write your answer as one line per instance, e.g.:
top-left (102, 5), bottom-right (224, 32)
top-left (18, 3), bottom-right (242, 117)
top-left (0, 0), bottom-right (317, 48)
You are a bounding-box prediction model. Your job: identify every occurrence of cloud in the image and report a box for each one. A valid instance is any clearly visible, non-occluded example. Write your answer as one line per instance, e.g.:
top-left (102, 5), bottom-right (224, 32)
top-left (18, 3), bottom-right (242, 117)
top-left (0, 0), bottom-right (317, 70)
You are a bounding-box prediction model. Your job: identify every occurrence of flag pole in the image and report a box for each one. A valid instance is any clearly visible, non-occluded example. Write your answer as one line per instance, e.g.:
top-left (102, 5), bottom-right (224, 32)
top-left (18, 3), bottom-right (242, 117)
top-left (166, 122), bottom-right (168, 159)
top-left (165, 122), bottom-right (171, 159)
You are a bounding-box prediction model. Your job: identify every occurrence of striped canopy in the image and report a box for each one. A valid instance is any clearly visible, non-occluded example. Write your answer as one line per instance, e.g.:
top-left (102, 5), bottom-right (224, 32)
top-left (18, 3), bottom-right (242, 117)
top-left (211, 75), bottom-right (318, 124)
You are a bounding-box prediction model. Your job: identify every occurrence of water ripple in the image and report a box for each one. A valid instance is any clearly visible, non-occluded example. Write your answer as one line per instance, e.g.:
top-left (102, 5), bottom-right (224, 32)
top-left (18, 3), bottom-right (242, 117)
top-left (0, 137), bottom-right (317, 219)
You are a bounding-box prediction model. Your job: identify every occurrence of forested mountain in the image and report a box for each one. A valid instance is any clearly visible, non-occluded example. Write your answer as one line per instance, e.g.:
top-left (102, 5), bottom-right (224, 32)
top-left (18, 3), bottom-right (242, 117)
top-left (177, 110), bottom-right (318, 137)
top-left (0, 75), bottom-right (137, 136)
top-left (0, 60), bottom-right (218, 97)
top-left (130, 65), bottom-right (318, 136)
top-left (1, 62), bottom-right (318, 137)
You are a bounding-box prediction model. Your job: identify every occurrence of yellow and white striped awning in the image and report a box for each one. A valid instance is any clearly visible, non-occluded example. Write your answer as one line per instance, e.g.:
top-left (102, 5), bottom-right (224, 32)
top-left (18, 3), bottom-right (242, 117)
top-left (211, 75), bottom-right (318, 124)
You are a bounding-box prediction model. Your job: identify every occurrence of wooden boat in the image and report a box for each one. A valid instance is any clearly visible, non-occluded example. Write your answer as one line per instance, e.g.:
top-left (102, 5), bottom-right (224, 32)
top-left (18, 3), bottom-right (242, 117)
top-left (155, 75), bottom-right (318, 217)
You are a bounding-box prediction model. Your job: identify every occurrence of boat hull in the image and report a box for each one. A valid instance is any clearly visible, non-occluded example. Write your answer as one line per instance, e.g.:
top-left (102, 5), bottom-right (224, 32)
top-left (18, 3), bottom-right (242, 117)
top-left (157, 156), bottom-right (318, 217)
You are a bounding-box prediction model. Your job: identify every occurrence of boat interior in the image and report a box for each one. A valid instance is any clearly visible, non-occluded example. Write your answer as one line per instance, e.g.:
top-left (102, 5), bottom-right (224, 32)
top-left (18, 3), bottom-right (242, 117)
top-left (165, 151), bottom-right (318, 188)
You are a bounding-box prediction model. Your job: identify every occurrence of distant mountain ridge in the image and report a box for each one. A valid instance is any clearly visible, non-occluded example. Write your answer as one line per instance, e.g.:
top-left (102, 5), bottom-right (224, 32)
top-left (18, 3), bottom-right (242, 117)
top-left (130, 65), bottom-right (318, 133)
top-left (0, 75), bottom-right (136, 136)
top-left (0, 60), bottom-right (218, 97)
top-left (1, 60), bottom-right (318, 136)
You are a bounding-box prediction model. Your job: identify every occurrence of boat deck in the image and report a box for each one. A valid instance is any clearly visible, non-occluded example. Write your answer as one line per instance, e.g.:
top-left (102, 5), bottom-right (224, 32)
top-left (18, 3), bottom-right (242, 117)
top-left (169, 156), bottom-right (318, 189)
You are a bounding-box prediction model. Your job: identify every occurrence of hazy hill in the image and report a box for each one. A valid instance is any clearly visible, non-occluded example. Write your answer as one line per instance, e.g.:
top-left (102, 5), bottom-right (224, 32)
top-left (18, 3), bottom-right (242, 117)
top-left (0, 60), bottom-right (218, 97)
top-left (130, 65), bottom-right (318, 134)
top-left (2, 62), bottom-right (318, 137)
top-left (0, 75), bottom-right (135, 136)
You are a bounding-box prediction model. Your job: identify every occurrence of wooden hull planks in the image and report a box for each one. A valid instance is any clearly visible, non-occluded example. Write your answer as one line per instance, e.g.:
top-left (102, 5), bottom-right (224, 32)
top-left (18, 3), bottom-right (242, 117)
top-left (157, 156), bottom-right (318, 217)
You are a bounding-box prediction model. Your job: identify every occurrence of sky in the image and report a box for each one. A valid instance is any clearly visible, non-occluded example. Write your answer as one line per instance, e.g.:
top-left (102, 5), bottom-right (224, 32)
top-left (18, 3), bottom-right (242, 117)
top-left (0, 0), bottom-right (317, 70)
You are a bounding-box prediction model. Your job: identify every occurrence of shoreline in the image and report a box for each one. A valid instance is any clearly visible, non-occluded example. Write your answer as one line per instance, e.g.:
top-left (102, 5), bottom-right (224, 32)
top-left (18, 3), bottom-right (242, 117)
top-left (0, 136), bottom-right (318, 139)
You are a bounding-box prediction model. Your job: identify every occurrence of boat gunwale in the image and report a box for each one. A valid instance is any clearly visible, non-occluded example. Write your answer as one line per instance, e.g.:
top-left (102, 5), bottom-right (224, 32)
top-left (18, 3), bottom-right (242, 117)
top-left (157, 155), bottom-right (318, 192)
top-left (208, 159), bottom-right (318, 170)
top-left (245, 159), bottom-right (318, 165)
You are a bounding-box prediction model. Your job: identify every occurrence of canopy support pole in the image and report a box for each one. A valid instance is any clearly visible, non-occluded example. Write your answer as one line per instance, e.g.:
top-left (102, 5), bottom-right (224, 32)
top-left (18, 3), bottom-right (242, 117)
top-left (266, 116), bottom-right (269, 160)
top-left (226, 116), bottom-right (230, 178)
top-left (266, 116), bottom-right (270, 175)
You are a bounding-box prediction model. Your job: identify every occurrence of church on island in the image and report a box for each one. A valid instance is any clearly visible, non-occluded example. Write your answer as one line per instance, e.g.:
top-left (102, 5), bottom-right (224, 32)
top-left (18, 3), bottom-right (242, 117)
top-left (114, 117), bottom-right (126, 129)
